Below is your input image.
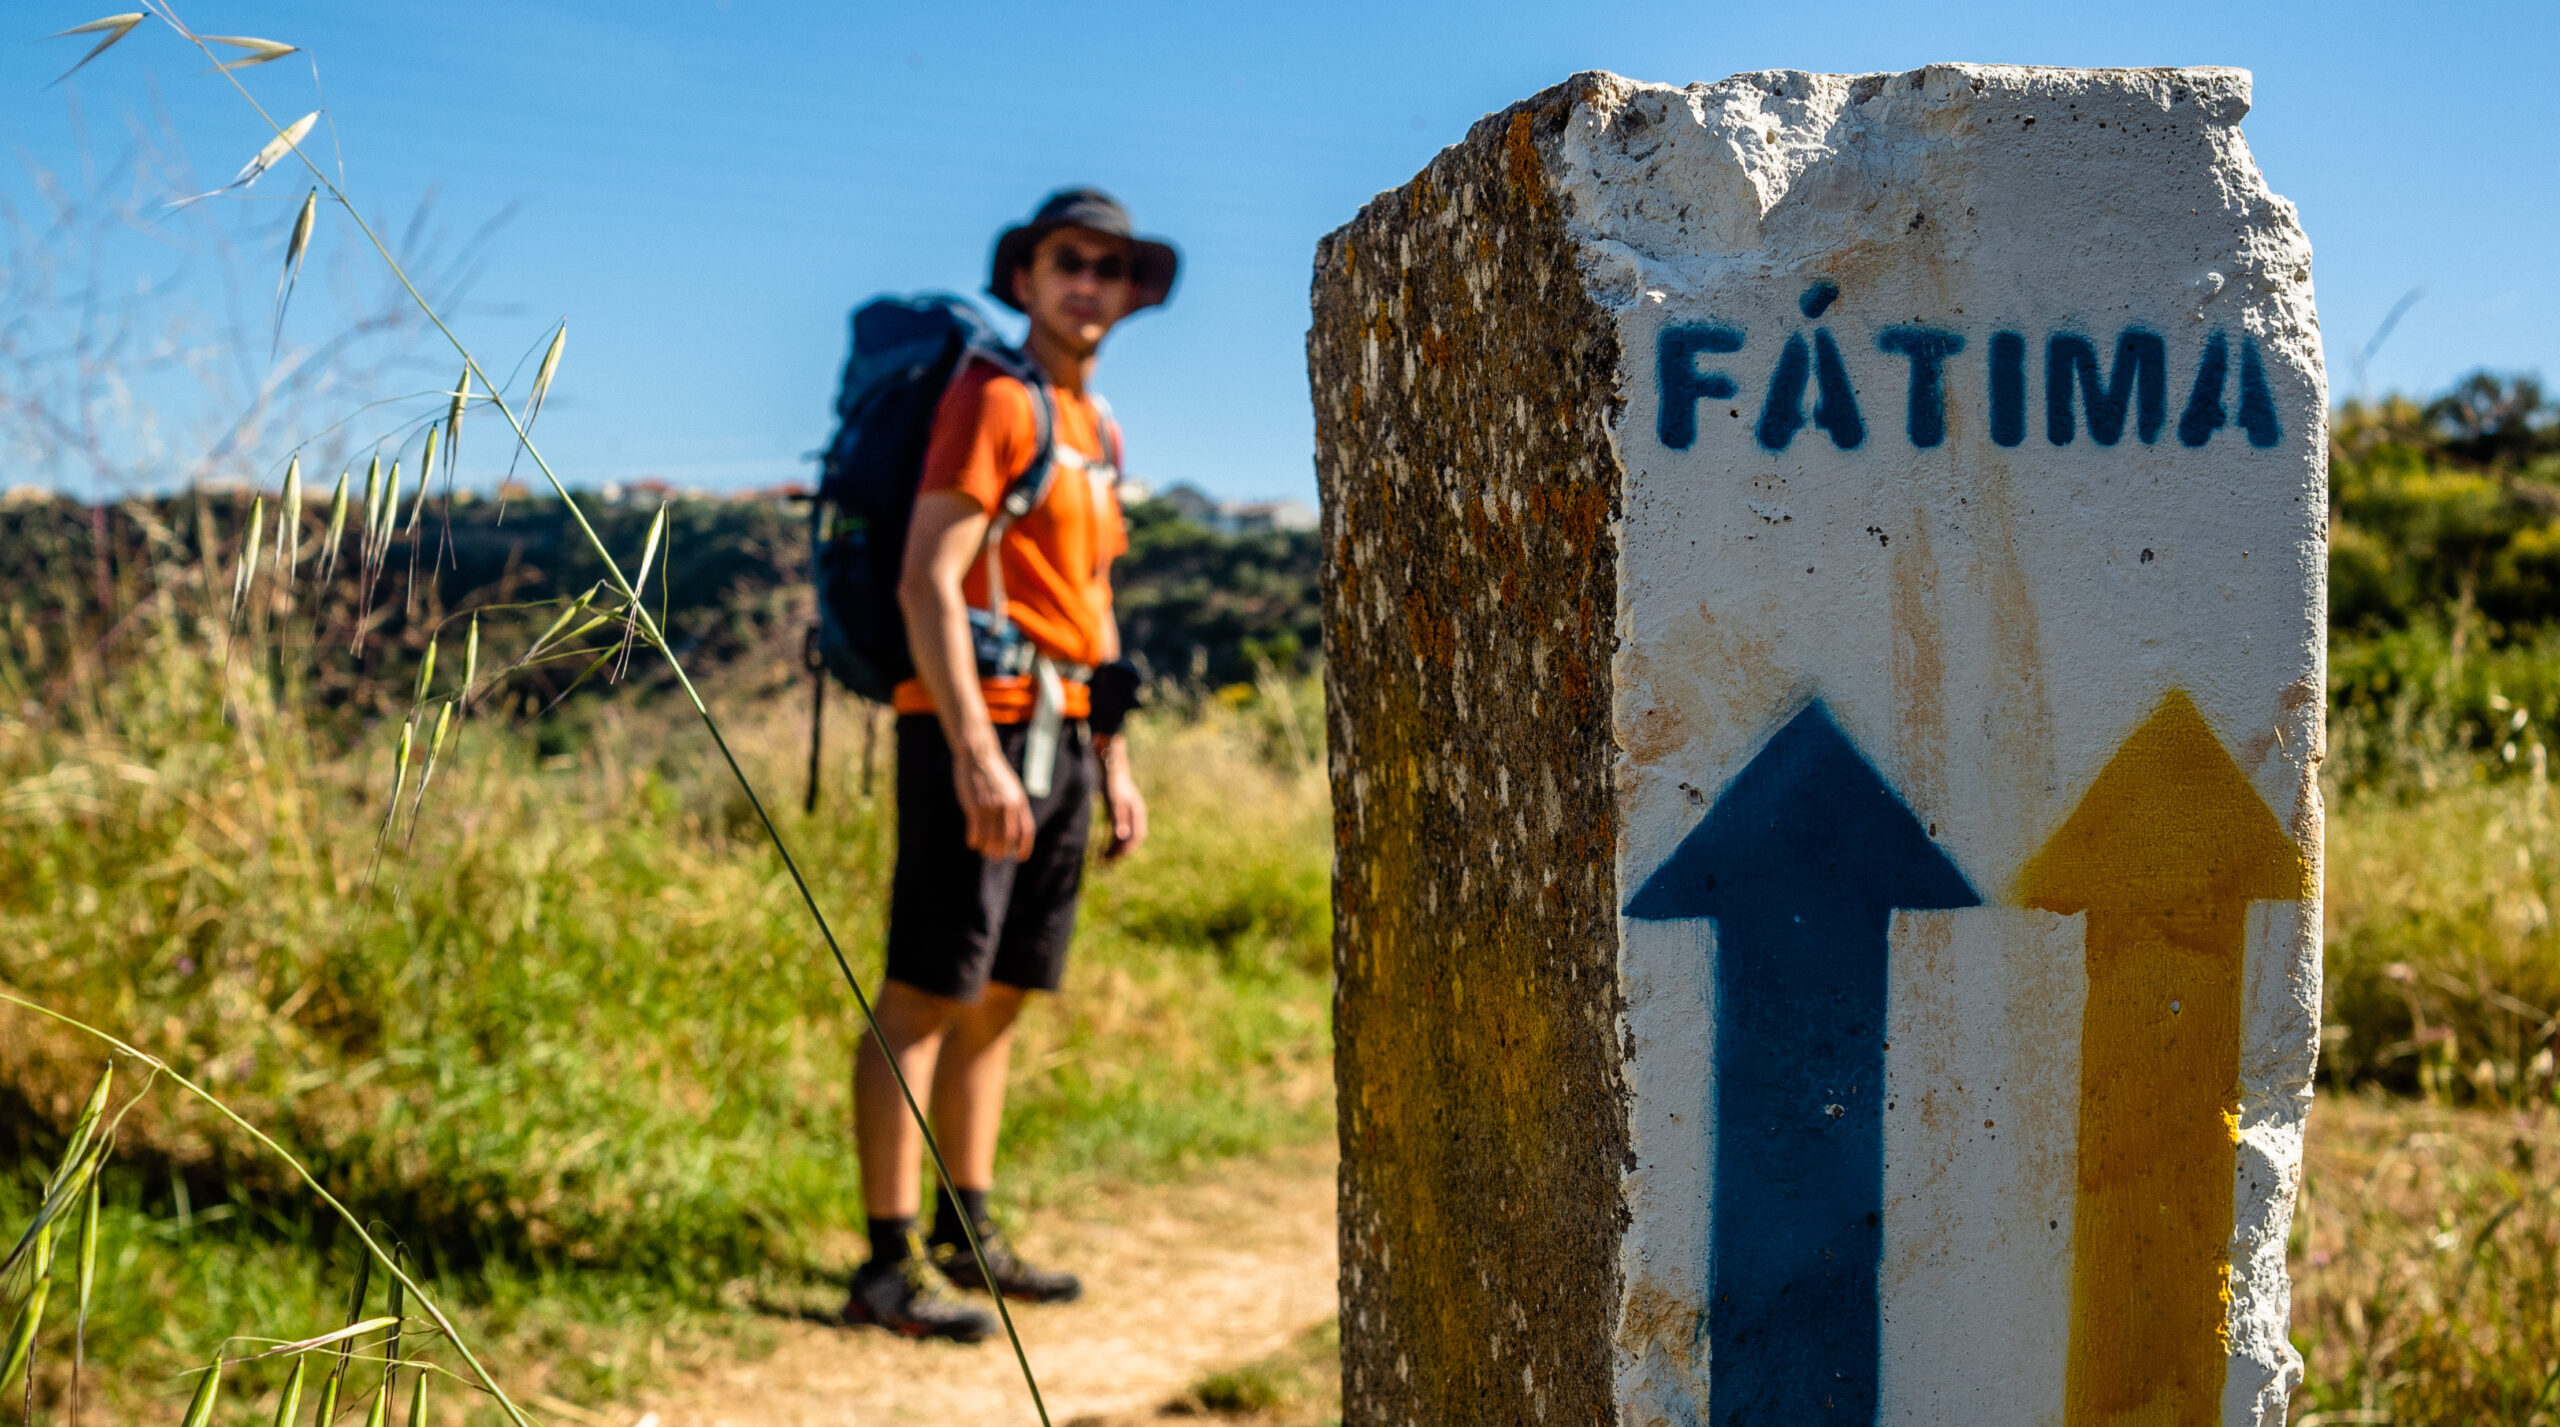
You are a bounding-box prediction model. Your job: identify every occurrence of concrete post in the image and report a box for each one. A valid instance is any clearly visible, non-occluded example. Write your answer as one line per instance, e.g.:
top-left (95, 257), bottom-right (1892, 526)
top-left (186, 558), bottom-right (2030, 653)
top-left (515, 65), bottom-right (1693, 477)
top-left (1311, 67), bottom-right (2324, 1427)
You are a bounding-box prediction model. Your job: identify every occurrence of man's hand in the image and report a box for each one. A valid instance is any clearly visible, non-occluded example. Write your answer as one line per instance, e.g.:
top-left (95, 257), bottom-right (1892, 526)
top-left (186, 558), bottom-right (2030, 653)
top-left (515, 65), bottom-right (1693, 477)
top-left (957, 740), bottom-right (1037, 861)
top-left (899, 488), bottom-right (1039, 860)
top-left (1096, 734), bottom-right (1147, 860)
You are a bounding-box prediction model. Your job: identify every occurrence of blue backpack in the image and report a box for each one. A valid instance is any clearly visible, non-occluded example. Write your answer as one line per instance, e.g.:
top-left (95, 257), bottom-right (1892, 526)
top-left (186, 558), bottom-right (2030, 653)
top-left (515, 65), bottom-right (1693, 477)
top-left (809, 294), bottom-right (1062, 703)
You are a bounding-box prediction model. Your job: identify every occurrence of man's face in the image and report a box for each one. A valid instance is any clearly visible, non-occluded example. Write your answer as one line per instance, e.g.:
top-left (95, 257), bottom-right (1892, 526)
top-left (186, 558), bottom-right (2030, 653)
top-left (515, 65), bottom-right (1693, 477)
top-left (1018, 226), bottom-right (1136, 354)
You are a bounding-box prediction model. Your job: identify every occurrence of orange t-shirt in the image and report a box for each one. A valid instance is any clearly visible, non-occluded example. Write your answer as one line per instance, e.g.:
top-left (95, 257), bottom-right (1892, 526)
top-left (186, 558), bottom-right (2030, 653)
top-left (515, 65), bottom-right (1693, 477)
top-left (891, 361), bottom-right (1127, 722)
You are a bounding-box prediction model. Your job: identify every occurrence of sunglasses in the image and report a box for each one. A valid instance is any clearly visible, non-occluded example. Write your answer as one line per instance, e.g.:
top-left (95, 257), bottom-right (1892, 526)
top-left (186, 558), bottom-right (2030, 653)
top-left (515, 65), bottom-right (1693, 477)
top-left (1047, 247), bottom-right (1131, 282)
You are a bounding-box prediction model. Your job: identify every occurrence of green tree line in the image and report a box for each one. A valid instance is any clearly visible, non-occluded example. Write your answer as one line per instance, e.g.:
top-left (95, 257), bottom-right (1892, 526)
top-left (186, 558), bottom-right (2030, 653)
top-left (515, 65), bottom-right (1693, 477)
top-left (0, 488), bottom-right (1322, 724)
top-left (2327, 371), bottom-right (2560, 789)
top-left (2, 368), bottom-right (2553, 763)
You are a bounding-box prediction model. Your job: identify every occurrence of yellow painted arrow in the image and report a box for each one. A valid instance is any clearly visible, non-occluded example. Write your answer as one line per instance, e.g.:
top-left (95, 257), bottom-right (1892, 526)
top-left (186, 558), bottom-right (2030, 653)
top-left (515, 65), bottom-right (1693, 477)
top-left (2016, 689), bottom-right (2310, 1427)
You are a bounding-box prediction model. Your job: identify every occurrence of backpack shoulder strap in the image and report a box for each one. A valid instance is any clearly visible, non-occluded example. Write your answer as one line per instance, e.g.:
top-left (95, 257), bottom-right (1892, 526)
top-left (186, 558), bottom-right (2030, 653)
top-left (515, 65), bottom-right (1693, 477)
top-left (954, 347), bottom-right (1059, 642)
top-left (1089, 393), bottom-right (1125, 484)
top-left (961, 347), bottom-right (1059, 519)
top-left (1005, 379), bottom-right (1060, 517)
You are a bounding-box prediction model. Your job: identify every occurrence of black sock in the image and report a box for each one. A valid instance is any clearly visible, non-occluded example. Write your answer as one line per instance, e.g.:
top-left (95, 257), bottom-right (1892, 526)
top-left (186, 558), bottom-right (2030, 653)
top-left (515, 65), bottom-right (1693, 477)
top-left (865, 1215), bottom-right (915, 1268)
top-left (930, 1185), bottom-right (991, 1244)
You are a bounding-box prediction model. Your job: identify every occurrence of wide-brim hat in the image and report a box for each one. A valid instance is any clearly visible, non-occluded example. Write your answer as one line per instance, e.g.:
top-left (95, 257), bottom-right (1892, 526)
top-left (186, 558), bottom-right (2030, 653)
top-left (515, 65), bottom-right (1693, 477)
top-left (988, 187), bottom-right (1180, 314)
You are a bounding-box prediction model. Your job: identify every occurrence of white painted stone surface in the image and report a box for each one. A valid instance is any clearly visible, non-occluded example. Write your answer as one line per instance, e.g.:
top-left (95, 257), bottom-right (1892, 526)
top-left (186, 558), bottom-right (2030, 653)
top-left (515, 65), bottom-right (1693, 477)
top-left (1563, 66), bottom-right (2325, 1427)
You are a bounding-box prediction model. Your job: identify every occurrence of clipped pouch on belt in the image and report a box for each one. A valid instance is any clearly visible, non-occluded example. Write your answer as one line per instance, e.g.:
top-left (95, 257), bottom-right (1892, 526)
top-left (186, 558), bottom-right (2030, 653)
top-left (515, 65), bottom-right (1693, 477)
top-left (968, 607), bottom-right (1037, 679)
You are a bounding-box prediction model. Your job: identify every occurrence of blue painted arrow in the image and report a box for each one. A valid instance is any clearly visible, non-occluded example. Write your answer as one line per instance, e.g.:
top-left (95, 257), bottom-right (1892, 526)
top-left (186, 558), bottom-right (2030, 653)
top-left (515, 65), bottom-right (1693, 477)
top-left (1627, 700), bottom-right (1978, 1427)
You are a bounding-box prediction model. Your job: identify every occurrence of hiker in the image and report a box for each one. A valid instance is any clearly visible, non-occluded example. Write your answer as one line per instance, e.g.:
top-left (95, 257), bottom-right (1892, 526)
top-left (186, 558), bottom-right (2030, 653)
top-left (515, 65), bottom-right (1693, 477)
top-left (843, 189), bottom-right (1174, 1341)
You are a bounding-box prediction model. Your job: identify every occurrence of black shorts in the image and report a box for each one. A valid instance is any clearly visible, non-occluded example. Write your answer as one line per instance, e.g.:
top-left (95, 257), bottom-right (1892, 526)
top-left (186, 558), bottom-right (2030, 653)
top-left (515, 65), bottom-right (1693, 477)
top-left (886, 714), bottom-right (1094, 1001)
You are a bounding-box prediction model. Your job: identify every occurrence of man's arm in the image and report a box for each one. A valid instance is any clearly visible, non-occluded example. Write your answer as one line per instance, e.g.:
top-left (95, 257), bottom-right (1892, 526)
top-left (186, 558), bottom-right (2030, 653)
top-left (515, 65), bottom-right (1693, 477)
top-left (1091, 616), bottom-right (1147, 861)
top-left (899, 489), bottom-right (1035, 860)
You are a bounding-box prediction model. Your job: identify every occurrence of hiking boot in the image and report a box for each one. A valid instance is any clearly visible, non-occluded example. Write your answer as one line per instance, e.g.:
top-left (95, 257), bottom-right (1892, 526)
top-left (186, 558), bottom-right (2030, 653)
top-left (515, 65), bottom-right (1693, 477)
top-left (931, 1223), bottom-right (1084, 1303)
top-left (843, 1247), bottom-right (998, 1342)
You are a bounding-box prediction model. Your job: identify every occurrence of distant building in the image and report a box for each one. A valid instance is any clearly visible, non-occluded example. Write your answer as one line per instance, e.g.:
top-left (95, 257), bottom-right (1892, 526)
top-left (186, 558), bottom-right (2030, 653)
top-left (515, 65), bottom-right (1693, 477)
top-left (1156, 482), bottom-right (1220, 525)
top-left (1152, 481), bottom-right (1317, 535)
top-left (1223, 500), bottom-right (1318, 533)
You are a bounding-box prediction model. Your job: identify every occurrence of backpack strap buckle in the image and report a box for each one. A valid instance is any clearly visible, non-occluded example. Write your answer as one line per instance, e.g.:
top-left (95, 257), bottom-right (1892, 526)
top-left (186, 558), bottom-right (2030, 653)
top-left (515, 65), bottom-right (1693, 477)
top-left (1020, 655), bottom-right (1067, 798)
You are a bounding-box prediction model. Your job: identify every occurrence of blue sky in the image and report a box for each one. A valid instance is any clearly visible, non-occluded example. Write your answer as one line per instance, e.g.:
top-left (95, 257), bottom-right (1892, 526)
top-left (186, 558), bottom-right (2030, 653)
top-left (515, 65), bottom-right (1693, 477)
top-left (0, 0), bottom-right (2551, 502)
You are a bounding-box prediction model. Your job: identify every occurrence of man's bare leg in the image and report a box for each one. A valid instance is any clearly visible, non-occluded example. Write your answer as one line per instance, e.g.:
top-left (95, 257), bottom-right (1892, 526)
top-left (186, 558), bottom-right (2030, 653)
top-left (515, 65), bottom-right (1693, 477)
top-left (917, 981), bottom-right (1082, 1302)
top-left (931, 982), bottom-right (1027, 1192)
top-left (846, 979), bottom-right (1002, 1340)
top-left (854, 979), bottom-right (963, 1221)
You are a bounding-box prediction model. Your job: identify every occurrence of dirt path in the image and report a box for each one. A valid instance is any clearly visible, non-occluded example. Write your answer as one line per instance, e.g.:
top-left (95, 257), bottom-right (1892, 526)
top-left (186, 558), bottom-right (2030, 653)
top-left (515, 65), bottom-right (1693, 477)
top-left (628, 1147), bottom-right (1337, 1427)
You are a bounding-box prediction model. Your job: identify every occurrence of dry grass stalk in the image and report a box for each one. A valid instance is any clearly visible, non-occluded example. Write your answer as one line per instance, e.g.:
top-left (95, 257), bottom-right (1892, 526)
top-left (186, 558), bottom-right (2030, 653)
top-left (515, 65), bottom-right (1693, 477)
top-left (3, 1069), bottom-right (113, 1402)
top-left (278, 455), bottom-right (304, 589)
top-left (402, 439), bottom-right (437, 609)
top-left (269, 1357), bottom-right (306, 1427)
top-left (229, 495), bottom-right (264, 626)
top-left (173, 111), bottom-right (318, 206)
top-left (234, 1316), bottom-right (397, 1365)
top-left (347, 457), bottom-right (385, 651)
top-left (405, 700), bottom-right (455, 839)
top-left (0, 999), bottom-right (536, 1426)
top-left (357, 456), bottom-right (383, 563)
top-left (314, 1246), bottom-right (376, 1427)
top-left (382, 1265), bottom-right (406, 1409)
top-left (44, 14), bottom-right (144, 83)
top-left (442, 369), bottom-right (468, 482)
top-left (176, 1354), bottom-right (222, 1427)
top-left (0, 1266), bottom-right (48, 1396)
top-left (376, 714), bottom-right (415, 854)
top-left (364, 458), bottom-right (402, 632)
top-left (611, 506), bottom-right (669, 679)
top-left (239, 113), bottom-right (320, 186)
top-left (201, 34), bottom-right (299, 70)
top-left (415, 636), bottom-right (439, 705)
top-left (317, 468), bottom-right (351, 585)
top-left (3, 1074), bottom-right (114, 1282)
top-left (526, 584), bottom-right (601, 659)
top-left (411, 428), bottom-right (439, 537)
top-left (528, 326), bottom-right (566, 425)
top-left (501, 325), bottom-right (568, 502)
top-left (275, 188), bottom-right (318, 345)
top-left (380, 463), bottom-right (403, 571)
top-left (69, 1168), bottom-right (97, 1415)
top-left (41, 11), bottom-right (1060, 1419)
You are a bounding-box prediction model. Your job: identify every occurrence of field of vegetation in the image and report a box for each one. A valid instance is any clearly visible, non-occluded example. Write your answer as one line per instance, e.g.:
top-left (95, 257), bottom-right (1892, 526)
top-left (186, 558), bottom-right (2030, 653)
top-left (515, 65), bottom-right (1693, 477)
top-left (4, 372), bottom-right (2560, 1424)
top-left (0, 506), bottom-right (1330, 1421)
top-left (0, 10), bottom-right (2552, 1417)
top-left (2287, 376), bottom-right (2560, 1425)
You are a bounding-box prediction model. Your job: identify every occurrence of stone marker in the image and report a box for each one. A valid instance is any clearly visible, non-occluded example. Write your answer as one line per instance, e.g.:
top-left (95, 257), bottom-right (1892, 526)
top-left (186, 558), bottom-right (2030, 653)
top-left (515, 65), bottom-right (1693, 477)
top-left (1309, 66), bottom-right (2324, 1427)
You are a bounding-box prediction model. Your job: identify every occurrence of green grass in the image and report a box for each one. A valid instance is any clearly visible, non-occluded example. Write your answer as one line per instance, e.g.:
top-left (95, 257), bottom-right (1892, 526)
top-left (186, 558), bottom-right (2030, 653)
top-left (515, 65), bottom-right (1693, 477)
top-left (15, 574), bottom-right (2560, 1424)
top-left (0, 612), bottom-right (1332, 1421)
top-left (1177, 1319), bottom-right (1341, 1423)
top-left (2325, 624), bottom-right (2560, 1102)
top-left (2291, 1095), bottom-right (2560, 1426)
top-left (2299, 626), bottom-right (2560, 1422)
top-left (2325, 768), bottom-right (2560, 1101)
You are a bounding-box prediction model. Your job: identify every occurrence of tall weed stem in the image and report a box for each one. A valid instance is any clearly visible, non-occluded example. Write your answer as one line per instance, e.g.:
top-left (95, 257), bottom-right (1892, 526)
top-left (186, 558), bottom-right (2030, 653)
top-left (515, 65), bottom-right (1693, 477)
top-left (130, 4), bottom-right (1053, 1417)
